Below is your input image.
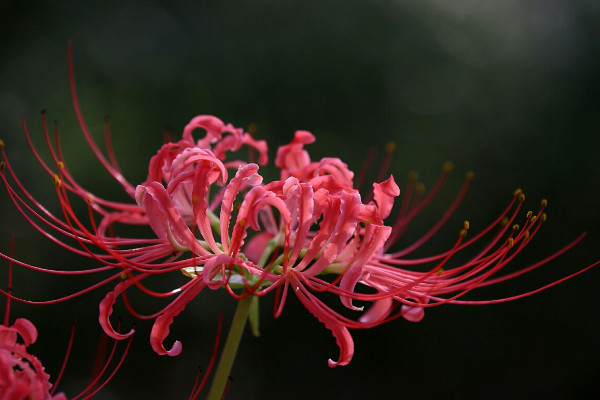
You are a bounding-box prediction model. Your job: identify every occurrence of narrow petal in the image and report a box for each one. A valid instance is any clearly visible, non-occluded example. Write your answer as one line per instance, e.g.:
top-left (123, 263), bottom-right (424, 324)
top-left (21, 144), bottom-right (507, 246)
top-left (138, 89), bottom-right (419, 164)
top-left (373, 175), bottom-right (400, 220)
top-left (275, 130), bottom-right (315, 176)
top-left (401, 304), bottom-right (425, 322)
top-left (182, 115), bottom-right (225, 145)
top-left (220, 164), bottom-right (262, 253)
top-left (99, 280), bottom-right (136, 340)
top-left (150, 277), bottom-right (206, 356)
top-left (359, 297), bottom-right (393, 324)
top-left (13, 318), bottom-right (38, 346)
top-left (293, 280), bottom-right (354, 367)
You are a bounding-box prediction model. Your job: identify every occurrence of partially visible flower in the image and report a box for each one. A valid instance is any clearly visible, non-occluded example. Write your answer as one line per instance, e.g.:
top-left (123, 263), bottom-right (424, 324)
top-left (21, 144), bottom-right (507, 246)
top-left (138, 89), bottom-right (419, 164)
top-left (0, 318), bottom-right (66, 400)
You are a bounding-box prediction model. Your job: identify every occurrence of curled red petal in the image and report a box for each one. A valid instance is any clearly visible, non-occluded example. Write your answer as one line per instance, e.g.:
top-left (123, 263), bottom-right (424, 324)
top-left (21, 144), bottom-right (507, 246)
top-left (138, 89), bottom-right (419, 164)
top-left (150, 277), bottom-right (206, 356)
top-left (300, 157), bottom-right (354, 187)
top-left (202, 254), bottom-right (236, 290)
top-left (275, 130), bottom-right (315, 175)
top-left (242, 133), bottom-right (269, 165)
top-left (220, 164), bottom-right (262, 253)
top-left (136, 182), bottom-right (208, 255)
top-left (182, 115), bottom-right (225, 145)
top-left (373, 174), bottom-right (400, 220)
top-left (293, 280), bottom-right (354, 367)
top-left (401, 304), bottom-right (425, 322)
top-left (359, 297), bottom-right (393, 324)
top-left (99, 281), bottom-right (136, 340)
top-left (339, 267), bottom-right (366, 311)
top-left (13, 318), bottom-right (38, 346)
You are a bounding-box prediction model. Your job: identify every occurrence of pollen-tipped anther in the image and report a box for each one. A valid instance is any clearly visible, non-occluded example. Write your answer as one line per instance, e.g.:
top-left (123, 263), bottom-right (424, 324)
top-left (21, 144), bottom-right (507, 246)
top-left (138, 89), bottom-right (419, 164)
top-left (459, 220), bottom-right (470, 237)
top-left (53, 174), bottom-right (62, 187)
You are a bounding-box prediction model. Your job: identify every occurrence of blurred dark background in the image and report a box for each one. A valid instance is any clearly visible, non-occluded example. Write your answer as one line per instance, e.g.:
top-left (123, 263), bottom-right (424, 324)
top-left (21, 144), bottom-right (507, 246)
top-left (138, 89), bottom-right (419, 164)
top-left (1, 1), bottom-right (599, 399)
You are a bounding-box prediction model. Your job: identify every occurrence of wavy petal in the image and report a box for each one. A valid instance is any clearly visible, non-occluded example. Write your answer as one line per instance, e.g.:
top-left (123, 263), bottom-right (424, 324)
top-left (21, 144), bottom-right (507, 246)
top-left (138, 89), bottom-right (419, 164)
top-left (99, 280), bottom-right (136, 340)
top-left (182, 115), bottom-right (225, 145)
top-left (359, 297), bottom-right (393, 324)
top-left (275, 130), bottom-right (315, 177)
top-left (12, 318), bottom-right (38, 346)
top-left (150, 277), bottom-right (206, 356)
top-left (401, 304), bottom-right (425, 322)
top-left (373, 175), bottom-right (400, 220)
top-left (293, 280), bottom-right (354, 367)
top-left (220, 164), bottom-right (262, 253)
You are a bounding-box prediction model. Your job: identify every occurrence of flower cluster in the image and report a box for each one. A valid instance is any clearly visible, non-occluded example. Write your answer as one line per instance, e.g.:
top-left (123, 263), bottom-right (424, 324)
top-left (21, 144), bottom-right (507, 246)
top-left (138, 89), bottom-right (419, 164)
top-left (1, 44), bottom-right (597, 398)
top-left (2, 105), bottom-right (596, 369)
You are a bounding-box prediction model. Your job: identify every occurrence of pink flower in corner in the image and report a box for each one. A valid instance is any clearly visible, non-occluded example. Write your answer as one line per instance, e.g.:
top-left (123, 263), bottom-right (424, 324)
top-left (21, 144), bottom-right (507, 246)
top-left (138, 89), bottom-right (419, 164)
top-left (0, 318), bottom-right (66, 400)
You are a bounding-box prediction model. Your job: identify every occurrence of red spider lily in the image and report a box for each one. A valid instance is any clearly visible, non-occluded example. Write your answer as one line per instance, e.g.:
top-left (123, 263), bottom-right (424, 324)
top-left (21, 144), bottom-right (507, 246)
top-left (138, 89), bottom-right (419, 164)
top-left (1, 42), bottom-right (598, 375)
top-left (0, 41), bottom-right (396, 367)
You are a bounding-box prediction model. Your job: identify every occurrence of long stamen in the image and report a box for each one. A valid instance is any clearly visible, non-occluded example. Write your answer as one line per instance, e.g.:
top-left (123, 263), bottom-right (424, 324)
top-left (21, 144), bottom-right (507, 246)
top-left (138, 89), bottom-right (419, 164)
top-left (50, 321), bottom-right (76, 395)
top-left (75, 327), bottom-right (134, 400)
top-left (3, 235), bottom-right (14, 326)
top-left (67, 40), bottom-right (135, 198)
top-left (189, 314), bottom-right (223, 400)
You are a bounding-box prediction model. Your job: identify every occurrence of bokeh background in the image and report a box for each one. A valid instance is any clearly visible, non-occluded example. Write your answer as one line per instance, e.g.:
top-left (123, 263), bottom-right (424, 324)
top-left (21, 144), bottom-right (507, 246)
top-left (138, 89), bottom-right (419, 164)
top-left (1, 1), bottom-right (599, 399)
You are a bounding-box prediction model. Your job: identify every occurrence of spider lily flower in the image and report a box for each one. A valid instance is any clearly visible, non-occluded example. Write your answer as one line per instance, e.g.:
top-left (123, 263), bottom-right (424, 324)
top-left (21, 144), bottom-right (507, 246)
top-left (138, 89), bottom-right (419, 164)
top-left (0, 109), bottom-right (395, 367)
top-left (2, 113), bottom-right (598, 368)
top-left (1, 44), bottom-right (597, 375)
top-left (132, 135), bottom-right (397, 366)
top-left (0, 46), bottom-right (396, 366)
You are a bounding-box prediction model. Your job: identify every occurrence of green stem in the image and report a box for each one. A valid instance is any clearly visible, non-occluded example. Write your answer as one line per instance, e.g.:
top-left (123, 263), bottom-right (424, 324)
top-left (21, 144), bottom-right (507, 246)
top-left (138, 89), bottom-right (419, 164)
top-left (206, 295), bottom-right (253, 400)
